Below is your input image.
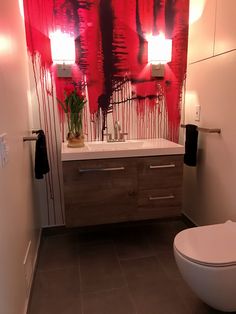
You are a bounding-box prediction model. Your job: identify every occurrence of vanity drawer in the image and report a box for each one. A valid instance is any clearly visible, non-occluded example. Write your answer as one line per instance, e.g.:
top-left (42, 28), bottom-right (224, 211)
top-left (63, 158), bottom-right (136, 187)
top-left (63, 158), bottom-right (137, 226)
top-left (135, 187), bottom-right (182, 220)
top-left (138, 155), bottom-right (183, 189)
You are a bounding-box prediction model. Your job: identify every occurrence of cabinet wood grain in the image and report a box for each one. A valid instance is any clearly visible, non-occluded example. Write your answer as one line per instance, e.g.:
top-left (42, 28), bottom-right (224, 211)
top-left (63, 158), bottom-right (137, 227)
top-left (62, 155), bottom-right (183, 227)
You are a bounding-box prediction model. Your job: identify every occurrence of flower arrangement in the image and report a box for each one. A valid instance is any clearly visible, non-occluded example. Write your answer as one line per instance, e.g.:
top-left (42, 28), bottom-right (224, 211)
top-left (57, 82), bottom-right (86, 147)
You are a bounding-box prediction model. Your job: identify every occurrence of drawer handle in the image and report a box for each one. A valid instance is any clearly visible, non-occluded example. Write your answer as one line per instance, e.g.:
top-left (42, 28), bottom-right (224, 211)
top-left (149, 164), bottom-right (175, 169)
top-left (79, 166), bottom-right (125, 173)
top-left (149, 195), bottom-right (175, 201)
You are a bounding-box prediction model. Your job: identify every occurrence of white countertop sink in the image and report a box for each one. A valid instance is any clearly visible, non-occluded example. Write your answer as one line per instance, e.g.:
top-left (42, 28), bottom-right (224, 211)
top-left (61, 138), bottom-right (184, 161)
top-left (86, 140), bottom-right (144, 151)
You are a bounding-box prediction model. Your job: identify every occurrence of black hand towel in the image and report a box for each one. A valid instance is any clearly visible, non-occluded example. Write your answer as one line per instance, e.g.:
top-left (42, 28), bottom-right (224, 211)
top-left (35, 130), bottom-right (50, 179)
top-left (184, 124), bottom-right (198, 167)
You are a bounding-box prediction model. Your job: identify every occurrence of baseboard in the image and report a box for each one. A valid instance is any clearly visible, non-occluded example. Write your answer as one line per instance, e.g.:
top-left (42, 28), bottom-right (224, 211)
top-left (23, 228), bottom-right (42, 314)
top-left (42, 216), bottom-right (186, 236)
top-left (42, 224), bottom-right (67, 236)
top-left (182, 212), bottom-right (198, 227)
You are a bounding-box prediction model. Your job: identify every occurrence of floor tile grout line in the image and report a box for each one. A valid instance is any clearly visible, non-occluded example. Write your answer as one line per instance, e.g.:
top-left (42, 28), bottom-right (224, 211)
top-left (80, 286), bottom-right (131, 296)
top-left (78, 240), bottom-right (128, 296)
top-left (31, 221), bottom-right (191, 314)
top-left (111, 239), bottom-right (139, 314)
top-left (117, 254), bottom-right (156, 261)
top-left (37, 265), bottom-right (79, 274)
top-left (77, 239), bottom-right (85, 314)
top-left (146, 238), bottom-right (181, 282)
top-left (112, 231), bottom-right (157, 261)
top-left (77, 239), bottom-right (112, 249)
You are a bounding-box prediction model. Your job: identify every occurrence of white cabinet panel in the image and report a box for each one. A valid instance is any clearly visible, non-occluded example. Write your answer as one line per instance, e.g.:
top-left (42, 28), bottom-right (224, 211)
top-left (214, 0), bottom-right (236, 54)
top-left (188, 0), bottom-right (216, 63)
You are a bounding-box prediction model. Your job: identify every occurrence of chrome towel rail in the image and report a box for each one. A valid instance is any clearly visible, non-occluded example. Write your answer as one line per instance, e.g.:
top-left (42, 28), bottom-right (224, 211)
top-left (23, 136), bottom-right (38, 142)
top-left (23, 130), bottom-right (41, 142)
top-left (181, 124), bottom-right (221, 134)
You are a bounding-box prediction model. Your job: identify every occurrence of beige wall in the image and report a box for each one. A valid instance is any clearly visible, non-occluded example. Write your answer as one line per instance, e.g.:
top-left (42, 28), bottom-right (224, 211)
top-left (0, 0), bottom-right (41, 313)
top-left (183, 0), bottom-right (236, 225)
top-left (27, 58), bottom-right (65, 227)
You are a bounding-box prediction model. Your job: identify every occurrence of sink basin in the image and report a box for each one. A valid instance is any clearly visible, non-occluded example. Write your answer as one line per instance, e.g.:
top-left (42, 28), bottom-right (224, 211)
top-left (86, 140), bottom-right (144, 151)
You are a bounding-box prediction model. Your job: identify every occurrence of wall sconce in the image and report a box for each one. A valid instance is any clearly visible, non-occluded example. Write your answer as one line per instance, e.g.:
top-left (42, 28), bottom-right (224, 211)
top-left (50, 30), bottom-right (75, 77)
top-left (148, 33), bottom-right (172, 78)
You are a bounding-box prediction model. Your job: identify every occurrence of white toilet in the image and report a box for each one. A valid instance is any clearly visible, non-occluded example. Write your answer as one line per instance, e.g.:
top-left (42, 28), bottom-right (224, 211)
top-left (173, 220), bottom-right (236, 312)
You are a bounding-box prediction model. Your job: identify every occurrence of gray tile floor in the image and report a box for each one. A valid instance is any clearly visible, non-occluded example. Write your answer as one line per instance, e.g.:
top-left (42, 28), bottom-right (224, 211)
top-left (28, 219), bottom-right (228, 314)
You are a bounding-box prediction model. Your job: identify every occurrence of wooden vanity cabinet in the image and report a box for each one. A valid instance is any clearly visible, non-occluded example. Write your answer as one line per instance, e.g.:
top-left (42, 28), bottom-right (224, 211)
top-left (62, 155), bottom-right (183, 227)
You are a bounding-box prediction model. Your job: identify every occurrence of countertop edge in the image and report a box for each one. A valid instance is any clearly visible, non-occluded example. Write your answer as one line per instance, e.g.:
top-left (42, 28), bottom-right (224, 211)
top-left (61, 147), bottom-right (185, 161)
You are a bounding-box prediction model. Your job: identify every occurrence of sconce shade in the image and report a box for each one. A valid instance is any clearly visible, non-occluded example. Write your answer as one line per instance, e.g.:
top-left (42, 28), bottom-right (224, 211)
top-left (148, 34), bottom-right (172, 64)
top-left (50, 30), bottom-right (75, 64)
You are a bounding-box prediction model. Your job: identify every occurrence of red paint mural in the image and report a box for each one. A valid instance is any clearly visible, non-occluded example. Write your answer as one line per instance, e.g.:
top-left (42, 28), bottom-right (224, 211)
top-left (23, 0), bottom-right (189, 142)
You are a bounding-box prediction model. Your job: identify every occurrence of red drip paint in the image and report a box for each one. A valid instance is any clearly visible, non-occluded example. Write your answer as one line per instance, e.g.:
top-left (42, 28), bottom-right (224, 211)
top-left (153, 0), bottom-right (166, 34)
top-left (23, 0), bottom-right (53, 68)
top-left (80, 0), bottom-right (104, 114)
top-left (138, 0), bottom-right (154, 35)
top-left (24, 0), bottom-right (189, 142)
top-left (50, 76), bottom-right (65, 223)
top-left (135, 81), bottom-right (160, 115)
top-left (165, 0), bottom-right (189, 141)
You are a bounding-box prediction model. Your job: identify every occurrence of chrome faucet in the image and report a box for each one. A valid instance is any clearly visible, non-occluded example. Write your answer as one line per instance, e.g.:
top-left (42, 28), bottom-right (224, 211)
top-left (104, 120), bottom-right (128, 142)
top-left (114, 120), bottom-right (121, 141)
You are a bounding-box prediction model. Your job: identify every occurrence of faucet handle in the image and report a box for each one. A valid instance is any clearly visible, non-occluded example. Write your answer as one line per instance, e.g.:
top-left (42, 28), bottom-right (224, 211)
top-left (104, 133), bottom-right (112, 142)
top-left (115, 120), bottom-right (121, 130)
top-left (119, 132), bottom-right (128, 141)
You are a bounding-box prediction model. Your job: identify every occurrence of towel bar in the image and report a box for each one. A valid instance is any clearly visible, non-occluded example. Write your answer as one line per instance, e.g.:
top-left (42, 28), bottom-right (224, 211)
top-left (23, 130), bottom-right (43, 142)
top-left (181, 124), bottom-right (221, 134)
top-left (23, 136), bottom-right (38, 142)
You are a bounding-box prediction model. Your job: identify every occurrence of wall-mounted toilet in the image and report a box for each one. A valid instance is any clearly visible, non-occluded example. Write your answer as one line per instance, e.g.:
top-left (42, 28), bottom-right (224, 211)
top-left (173, 220), bottom-right (236, 312)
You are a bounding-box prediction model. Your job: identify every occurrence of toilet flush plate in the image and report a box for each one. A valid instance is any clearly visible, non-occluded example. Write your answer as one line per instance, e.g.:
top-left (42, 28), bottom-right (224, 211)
top-left (0, 133), bottom-right (8, 168)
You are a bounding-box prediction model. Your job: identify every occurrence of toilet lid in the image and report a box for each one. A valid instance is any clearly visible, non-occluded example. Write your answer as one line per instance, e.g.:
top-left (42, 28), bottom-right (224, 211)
top-left (174, 220), bottom-right (236, 266)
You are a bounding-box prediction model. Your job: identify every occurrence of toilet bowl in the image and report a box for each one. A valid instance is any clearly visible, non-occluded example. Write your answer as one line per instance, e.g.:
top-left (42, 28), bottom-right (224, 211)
top-left (173, 220), bottom-right (236, 312)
